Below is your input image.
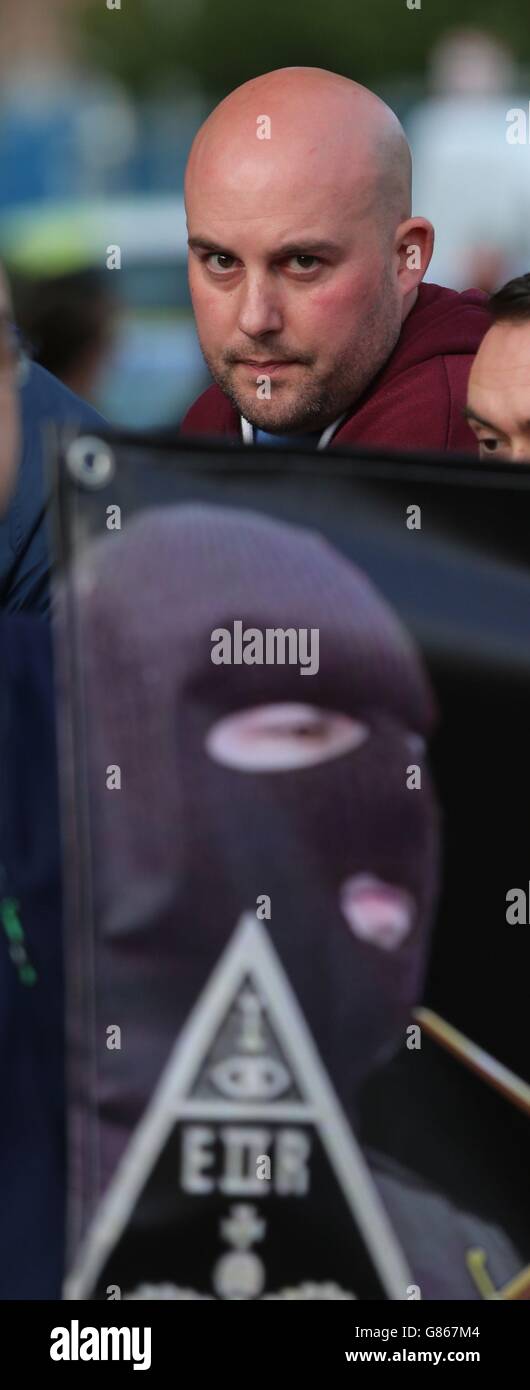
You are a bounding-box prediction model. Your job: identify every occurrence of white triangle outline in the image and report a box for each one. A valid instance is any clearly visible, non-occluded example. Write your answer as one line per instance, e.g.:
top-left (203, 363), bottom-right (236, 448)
top-left (65, 914), bottom-right (413, 1300)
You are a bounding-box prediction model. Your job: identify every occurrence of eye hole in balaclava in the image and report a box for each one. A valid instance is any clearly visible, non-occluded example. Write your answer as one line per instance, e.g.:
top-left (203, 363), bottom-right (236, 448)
top-left (205, 701), bottom-right (369, 771)
top-left (205, 703), bottom-right (421, 954)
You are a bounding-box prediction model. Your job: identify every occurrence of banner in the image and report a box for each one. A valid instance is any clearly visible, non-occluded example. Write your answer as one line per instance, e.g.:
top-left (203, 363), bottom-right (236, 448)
top-left (52, 431), bottom-right (530, 1301)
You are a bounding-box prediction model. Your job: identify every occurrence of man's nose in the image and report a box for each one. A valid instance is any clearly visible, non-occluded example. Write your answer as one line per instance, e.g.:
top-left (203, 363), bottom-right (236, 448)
top-left (237, 275), bottom-right (283, 338)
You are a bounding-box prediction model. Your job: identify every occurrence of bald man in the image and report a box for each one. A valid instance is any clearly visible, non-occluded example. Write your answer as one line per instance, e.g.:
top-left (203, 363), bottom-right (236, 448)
top-left (181, 68), bottom-right (490, 453)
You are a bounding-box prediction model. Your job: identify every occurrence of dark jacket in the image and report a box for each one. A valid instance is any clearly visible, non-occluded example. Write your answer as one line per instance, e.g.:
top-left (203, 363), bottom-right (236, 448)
top-left (0, 361), bottom-right (104, 615)
top-left (0, 615), bottom-right (63, 1298)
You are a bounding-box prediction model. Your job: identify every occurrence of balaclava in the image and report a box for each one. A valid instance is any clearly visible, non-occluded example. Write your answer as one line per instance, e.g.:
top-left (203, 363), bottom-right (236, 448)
top-left (57, 504), bottom-right (440, 1299)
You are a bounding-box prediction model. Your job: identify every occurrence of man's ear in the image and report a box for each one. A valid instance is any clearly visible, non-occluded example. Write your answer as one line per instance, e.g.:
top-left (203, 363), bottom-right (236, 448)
top-left (395, 218), bottom-right (434, 301)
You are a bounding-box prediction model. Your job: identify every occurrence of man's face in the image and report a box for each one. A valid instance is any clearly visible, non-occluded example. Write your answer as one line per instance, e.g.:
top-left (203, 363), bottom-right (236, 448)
top-left (186, 153), bottom-right (405, 434)
top-left (466, 321), bottom-right (530, 462)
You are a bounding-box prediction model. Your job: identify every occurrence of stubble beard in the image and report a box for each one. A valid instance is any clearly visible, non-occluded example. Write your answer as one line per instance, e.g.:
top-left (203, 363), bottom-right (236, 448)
top-left (198, 282), bottom-right (403, 434)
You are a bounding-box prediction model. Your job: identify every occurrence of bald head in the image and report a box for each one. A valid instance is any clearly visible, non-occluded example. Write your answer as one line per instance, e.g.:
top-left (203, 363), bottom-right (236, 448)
top-left (186, 68), bottom-right (412, 235)
top-left (185, 68), bottom-right (431, 434)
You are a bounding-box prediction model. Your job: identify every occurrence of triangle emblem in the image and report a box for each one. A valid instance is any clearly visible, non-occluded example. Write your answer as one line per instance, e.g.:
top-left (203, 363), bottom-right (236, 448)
top-left (66, 915), bottom-right (412, 1300)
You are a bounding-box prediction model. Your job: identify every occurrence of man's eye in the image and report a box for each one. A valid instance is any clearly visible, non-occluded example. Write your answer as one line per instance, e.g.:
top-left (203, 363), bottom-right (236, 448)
top-left (286, 255), bottom-right (320, 272)
top-left (478, 438), bottom-right (511, 463)
top-left (478, 437), bottom-right (511, 461)
top-left (206, 254), bottom-right (236, 273)
top-left (480, 437), bottom-right (501, 453)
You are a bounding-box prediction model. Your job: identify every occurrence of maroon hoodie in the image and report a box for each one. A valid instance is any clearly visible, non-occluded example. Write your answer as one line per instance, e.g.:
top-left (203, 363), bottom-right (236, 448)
top-left (181, 283), bottom-right (490, 453)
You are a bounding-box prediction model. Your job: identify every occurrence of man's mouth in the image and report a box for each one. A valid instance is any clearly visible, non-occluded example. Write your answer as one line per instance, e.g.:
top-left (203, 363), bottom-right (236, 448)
top-left (235, 358), bottom-right (301, 372)
top-left (339, 873), bottom-right (414, 950)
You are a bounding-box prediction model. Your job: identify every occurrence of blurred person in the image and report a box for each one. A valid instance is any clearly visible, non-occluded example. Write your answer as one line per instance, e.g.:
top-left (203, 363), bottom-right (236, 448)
top-left (0, 264), bottom-right (19, 511)
top-left (466, 273), bottom-right (530, 462)
top-left (12, 269), bottom-right (115, 404)
top-left (181, 67), bottom-right (490, 454)
top-left (0, 611), bottom-right (64, 1299)
top-left (0, 261), bottom-right (105, 615)
top-left (0, 289), bottom-right (64, 1296)
top-left (406, 29), bottom-right (530, 294)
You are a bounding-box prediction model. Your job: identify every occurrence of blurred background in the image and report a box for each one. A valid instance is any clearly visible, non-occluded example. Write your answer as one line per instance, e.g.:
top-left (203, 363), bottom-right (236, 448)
top-left (0, 0), bottom-right (529, 428)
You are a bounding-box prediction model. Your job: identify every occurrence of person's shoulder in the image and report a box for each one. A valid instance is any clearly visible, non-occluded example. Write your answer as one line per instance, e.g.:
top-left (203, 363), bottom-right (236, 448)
top-left (21, 360), bottom-right (106, 431)
top-left (181, 383), bottom-right (239, 437)
top-left (374, 281), bottom-right (491, 388)
top-left (414, 281), bottom-right (490, 334)
top-left (1, 367), bottom-right (106, 616)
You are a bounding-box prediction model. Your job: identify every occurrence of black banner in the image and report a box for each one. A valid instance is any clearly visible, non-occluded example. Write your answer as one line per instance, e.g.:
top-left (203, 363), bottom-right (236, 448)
top-left (51, 431), bottom-right (530, 1307)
